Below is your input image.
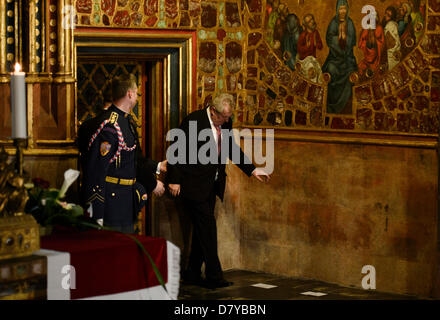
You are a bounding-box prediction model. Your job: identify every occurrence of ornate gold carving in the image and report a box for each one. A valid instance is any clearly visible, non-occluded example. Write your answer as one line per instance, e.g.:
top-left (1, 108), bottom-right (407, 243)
top-left (0, 215), bottom-right (40, 261)
top-left (1, 146), bottom-right (79, 155)
top-left (28, 0), bottom-right (36, 73)
top-left (57, 0), bottom-right (65, 74)
top-left (64, 0), bottom-right (73, 75)
top-left (15, 0), bottom-right (21, 66)
top-left (0, 1), bottom-right (6, 76)
top-left (240, 126), bottom-right (437, 149)
top-left (0, 147), bottom-right (39, 260)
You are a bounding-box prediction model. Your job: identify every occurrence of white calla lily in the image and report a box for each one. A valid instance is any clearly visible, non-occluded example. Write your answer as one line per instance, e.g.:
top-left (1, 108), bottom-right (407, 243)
top-left (58, 169), bottom-right (80, 199)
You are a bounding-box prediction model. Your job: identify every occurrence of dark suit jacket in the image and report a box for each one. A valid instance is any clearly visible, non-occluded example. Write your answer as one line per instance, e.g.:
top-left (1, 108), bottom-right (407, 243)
top-left (167, 108), bottom-right (255, 202)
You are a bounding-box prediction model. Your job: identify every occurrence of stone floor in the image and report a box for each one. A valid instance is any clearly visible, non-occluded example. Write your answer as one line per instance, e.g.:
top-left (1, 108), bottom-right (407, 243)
top-left (178, 270), bottom-right (420, 300)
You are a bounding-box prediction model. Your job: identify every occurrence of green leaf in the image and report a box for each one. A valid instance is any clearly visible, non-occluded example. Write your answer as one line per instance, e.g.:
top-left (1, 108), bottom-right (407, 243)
top-left (71, 205), bottom-right (84, 217)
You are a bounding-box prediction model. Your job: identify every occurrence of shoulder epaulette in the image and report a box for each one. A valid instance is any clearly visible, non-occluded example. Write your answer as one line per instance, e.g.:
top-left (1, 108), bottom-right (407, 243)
top-left (109, 112), bottom-right (118, 124)
top-left (87, 111), bottom-right (137, 164)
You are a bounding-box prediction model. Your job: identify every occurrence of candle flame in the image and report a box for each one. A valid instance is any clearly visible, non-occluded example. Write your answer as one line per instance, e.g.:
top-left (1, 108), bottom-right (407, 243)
top-left (14, 63), bottom-right (21, 73)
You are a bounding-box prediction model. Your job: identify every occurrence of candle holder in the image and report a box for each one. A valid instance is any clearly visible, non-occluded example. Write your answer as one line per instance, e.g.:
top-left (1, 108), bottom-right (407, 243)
top-left (0, 141), bottom-right (40, 262)
top-left (13, 138), bottom-right (28, 176)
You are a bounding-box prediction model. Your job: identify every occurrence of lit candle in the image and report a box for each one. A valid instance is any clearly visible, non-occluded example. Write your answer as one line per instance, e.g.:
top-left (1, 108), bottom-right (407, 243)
top-left (11, 63), bottom-right (27, 139)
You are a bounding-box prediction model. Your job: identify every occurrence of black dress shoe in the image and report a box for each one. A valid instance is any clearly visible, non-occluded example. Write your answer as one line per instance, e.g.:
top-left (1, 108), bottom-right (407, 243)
top-left (202, 279), bottom-right (234, 289)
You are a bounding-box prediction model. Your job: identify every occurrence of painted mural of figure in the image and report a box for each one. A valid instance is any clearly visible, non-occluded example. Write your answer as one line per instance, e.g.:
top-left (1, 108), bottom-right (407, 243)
top-left (409, 0), bottom-right (424, 43)
top-left (273, 4), bottom-right (289, 52)
top-left (297, 14), bottom-right (323, 82)
top-left (398, 2), bottom-right (412, 37)
top-left (419, 0), bottom-right (426, 17)
top-left (358, 12), bottom-right (384, 78)
top-left (398, 2), bottom-right (416, 57)
top-left (266, 0), bottom-right (280, 48)
top-left (281, 13), bottom-right (302, 70)
top-left (322, 0), bottom-right (357, 114)
top-left (382, 6), bottom-right (401, 70)
top-left (297, 14), bottom-right (323, 60)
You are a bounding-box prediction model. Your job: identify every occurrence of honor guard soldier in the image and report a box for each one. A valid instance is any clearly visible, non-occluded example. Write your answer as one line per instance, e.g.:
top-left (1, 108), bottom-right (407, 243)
top-left (78, 74), bottom-right (166, 233)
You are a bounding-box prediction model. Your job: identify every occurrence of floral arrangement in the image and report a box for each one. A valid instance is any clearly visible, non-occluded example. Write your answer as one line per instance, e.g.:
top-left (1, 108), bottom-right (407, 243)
top-left (25, 169), bottom-right (84, 229)
top-left (24, 169), bottom-right (169, 296)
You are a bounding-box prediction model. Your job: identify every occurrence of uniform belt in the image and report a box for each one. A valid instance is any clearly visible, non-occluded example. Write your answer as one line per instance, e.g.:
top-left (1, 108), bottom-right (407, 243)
top-left (105, 176), bottom-right (136, 185)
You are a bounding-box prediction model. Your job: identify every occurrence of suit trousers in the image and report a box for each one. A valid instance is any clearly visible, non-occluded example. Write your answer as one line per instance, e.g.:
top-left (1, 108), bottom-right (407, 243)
top-left (182, 182), bottom-right (223, 281)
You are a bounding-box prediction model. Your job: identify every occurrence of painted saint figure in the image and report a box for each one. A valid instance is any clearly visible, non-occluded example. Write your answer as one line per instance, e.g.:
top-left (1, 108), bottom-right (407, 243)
top-left (281, 13), bottom-right (302, 70)
top-left (397, 2), bottom-right (416, 57)
top-left (358, 11), bottom-right (384, 78)
top-left (382, 6), bottom-right (401, 70)
top-left (398, 2), bottom-right (412, 37)
top-left (266, 0), bottom-right (281, 48)
top-left (297, 14), bottom-right (323, 60)
top-left (409, 0), bottom-right (424, 43)
top-left (297, 14), bottom-right (323, 83)
top-left (322, 0), bottom-right (357, 114)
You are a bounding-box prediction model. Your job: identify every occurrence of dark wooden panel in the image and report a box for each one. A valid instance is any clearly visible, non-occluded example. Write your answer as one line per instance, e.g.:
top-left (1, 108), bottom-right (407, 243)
top-left (0, 84), bottom-right (12, 139)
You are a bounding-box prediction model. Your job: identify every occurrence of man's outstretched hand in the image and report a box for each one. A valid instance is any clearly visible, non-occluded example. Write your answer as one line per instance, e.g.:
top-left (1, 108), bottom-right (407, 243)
top-left (168, 184), bottom-right (181, 197)
top-left (252, 168), bottom-right (271, 183)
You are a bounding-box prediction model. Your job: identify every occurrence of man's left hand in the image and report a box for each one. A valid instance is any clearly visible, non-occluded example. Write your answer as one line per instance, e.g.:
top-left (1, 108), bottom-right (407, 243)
top-left (252, 168), bottom-right (271, 182)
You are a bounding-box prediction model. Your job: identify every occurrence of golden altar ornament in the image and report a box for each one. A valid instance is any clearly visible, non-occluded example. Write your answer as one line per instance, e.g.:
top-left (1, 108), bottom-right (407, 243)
top-left (0, 146), bottom-right (40, 261)
top-left (0, 214), bottom-right (40, 261)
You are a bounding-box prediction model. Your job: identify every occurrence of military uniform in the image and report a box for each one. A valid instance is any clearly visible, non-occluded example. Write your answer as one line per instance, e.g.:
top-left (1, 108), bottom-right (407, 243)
top-left (79, 105), bottom-right (150, 232)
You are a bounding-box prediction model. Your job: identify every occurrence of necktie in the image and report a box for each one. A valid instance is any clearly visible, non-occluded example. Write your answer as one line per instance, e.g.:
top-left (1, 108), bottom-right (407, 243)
top-left (215, 125), bottom-right (221, 156)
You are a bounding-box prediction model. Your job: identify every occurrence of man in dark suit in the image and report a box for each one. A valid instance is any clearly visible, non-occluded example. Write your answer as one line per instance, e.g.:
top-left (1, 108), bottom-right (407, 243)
top-left (167, 93), bottom-right (270, 288)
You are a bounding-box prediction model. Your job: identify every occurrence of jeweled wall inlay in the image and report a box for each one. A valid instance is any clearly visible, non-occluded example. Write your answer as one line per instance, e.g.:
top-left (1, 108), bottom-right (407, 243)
top-left (71, 0), bottom-right (439, 135)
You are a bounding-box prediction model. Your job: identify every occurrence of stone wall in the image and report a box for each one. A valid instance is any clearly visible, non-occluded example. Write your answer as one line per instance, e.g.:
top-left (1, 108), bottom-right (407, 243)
top-left (216, 139), bottom-right (438, 297)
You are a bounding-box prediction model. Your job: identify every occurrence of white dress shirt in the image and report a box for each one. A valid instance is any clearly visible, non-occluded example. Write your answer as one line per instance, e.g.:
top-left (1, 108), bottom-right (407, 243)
top-left (207, 107), bottom-right (221, 180)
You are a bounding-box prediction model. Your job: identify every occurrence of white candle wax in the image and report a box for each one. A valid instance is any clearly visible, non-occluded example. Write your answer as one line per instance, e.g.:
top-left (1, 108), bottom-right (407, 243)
top-left (11, 63), bottom-right (27, 139)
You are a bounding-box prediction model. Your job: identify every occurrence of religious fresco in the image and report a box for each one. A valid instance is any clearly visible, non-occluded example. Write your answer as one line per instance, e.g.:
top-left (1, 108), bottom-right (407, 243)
top-left (69, 0), bottom-right (440, 135)
top-left (264, 0), bottom-right (429, 115)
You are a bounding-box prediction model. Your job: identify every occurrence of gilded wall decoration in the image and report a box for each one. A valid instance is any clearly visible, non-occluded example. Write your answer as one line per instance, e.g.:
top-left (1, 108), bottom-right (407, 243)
top-left (0, 0), bottom-right (438, 147)
top-left (71, 0), bottom-right (439, 136)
